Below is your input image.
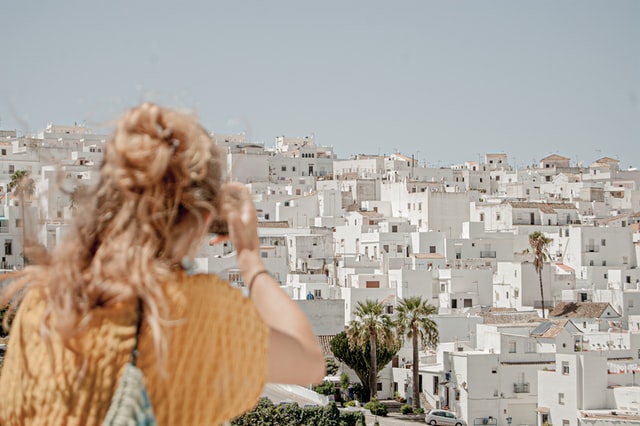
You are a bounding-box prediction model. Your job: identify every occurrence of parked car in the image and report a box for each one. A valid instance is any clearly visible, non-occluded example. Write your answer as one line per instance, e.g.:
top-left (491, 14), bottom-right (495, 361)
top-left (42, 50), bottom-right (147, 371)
top-left (425, 410), bottom-right (467, 426)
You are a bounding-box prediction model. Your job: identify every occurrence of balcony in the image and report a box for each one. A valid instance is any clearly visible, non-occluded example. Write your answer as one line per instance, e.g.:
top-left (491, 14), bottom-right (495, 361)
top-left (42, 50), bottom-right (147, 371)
top-left (585, 245), bottom-right (599, 253)
top-left (513, 382), bottom-right (530, 393)
top-left (480, 251), bottom-right (496, 259)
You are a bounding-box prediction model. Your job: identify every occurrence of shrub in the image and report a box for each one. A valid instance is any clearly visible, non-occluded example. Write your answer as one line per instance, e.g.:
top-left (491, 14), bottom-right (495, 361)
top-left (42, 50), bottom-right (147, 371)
top-left (364, 399), bottom-right (388, 416)
top-left (344, 400), bottom-right (357, 407)
top-left (400, 404), bottom-right (414, 415)
top-left (232, 399), bottom-right (366, 425)
top-left (313, 380), bottom-right (335, 396)
top-left (415, 407), bottom-right (425, 414)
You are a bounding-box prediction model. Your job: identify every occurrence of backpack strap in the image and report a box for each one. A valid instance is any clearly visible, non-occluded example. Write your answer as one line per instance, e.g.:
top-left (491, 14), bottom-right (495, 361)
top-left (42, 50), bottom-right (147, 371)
top-left (130, 298), bottom-right (143, 366)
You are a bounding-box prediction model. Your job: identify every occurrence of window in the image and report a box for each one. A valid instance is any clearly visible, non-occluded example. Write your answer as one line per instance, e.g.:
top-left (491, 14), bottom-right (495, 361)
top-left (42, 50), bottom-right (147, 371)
top-left (440, 282), bottom-right (447, 292)
top-left (383, 245), bottom-right (389, 253)
top-left (514, 289), bottom-right (519, 298)
top-left (562, 421), bottom-right (569, 426)
top-left (377, 382), bottom-right (382, 391)
top-left (464, 298), bottom-right (472, 308)
top-left (491, 368), bottom-right (497, 374)
top-left (4, 240), bottom-right (12, 255)
top-left (526, 342), bottom-right (536, 353)
top-left (558, 393), bottom-right (565, 405)
top-left (429, 246), bottom-right (436, 254)
top-left (508, 341), bottom-right (516, 353)
top-left (562, 361), bottom-right (569, 375)
top-left (480, 213), bottom-right (485, 222)
top-left (628, 299), bottom-right (634, 309)
top-left (228, 271), bottom-right (241, 283)
top-left (385, 305), bottom-right (394, 314)
top-left (601, 239), bottom-right (606, 247)
top-left (9, 165), bottom-right (15, 174)
top-left (314, 289), bottom-right (322, 298)
top-left (451, 299), bottom-right (457, 309)
top-left (496, 213), bottom-right (501, 221)
top-left (392, 225), bottom-right (398, 232)
top-left (1, 149), bottom-right (5, 155)
top-left (15, 219), bottom-right (21, 228)
top-left (433, 376), bottom-right (439, 395)
top-left (281, 166), bottom-right (286, 171)
top-left (397, 245), bottom-right (403, 253)
top-left (365, 281), bottom-right (380, 289)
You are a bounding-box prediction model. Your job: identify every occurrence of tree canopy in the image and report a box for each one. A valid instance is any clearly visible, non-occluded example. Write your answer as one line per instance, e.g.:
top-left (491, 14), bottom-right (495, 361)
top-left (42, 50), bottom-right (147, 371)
top-left (330, 330), bottom-right (399, 401)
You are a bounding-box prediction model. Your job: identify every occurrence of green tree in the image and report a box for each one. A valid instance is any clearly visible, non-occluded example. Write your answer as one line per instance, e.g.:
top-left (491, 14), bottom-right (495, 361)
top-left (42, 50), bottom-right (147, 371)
top-left (395, 296), bottom-right (439, 409)
top-left (346, 299), bottom-right (398, 400)
top-left (330, 331), bottom-right (398, 401)
top-left (529, 231), bottom-right (553, 319)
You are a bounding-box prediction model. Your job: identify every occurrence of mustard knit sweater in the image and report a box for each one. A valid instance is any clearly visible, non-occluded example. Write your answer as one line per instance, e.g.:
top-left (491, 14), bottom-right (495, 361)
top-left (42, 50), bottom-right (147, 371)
top-left (0, 272), bottom-right (268, 426)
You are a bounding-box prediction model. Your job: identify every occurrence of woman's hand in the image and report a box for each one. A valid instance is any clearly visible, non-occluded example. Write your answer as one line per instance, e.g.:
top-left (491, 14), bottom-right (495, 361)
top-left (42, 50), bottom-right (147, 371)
top-left (211, 183), bottom-right (265, 279)
top-left (217, 183), bottom-right (259, 254)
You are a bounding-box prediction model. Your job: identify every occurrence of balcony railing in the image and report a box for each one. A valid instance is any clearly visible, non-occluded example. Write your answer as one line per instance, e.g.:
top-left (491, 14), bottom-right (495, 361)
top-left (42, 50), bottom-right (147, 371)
top-left (585, 245), bottom-right (599, 253)
top-left (513, 383), bottom-right (530, 393)
top-left (480, 251), bottom-right (497, 258)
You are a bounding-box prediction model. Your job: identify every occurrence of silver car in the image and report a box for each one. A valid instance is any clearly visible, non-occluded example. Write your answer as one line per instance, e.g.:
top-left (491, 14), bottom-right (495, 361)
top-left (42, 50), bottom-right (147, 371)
top-left (425, 410), bottom-right (467, 426)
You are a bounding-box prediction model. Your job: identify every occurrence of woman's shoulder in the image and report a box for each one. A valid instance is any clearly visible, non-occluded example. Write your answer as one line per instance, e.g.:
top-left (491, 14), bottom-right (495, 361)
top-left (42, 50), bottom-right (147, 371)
top-left (165, 271), bottom-right (250, 310)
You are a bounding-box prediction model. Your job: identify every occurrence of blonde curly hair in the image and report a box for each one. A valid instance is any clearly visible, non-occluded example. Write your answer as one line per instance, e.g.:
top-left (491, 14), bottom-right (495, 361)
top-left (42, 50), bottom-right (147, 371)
top-left (0, 103), bottom-right (225, 368)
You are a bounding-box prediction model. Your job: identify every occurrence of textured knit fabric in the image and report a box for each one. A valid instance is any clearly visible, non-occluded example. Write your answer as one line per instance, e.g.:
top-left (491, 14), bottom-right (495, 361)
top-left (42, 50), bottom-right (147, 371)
top-left (0, 272), bottom-right (269, 426)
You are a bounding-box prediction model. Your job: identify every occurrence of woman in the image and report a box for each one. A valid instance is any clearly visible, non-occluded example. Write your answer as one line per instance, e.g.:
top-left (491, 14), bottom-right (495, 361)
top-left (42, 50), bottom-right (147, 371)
top-left (0, 103), bottom-right (325, 425)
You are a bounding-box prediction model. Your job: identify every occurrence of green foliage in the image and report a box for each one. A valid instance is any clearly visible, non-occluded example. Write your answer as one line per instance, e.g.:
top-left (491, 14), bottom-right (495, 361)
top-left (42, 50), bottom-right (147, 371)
top-left (529, 231), bottom-right (553, 319)
top-left (8, 170), bottom-right (35, 199)
top-left (314, 380), bottom-right (335, 396)
top-left (395, 296), bottom-right (439, 409)
top-left (415, 407), bottom-right (425, 414)
top-left (326, 357), bottom-right (340, 376)
top-left (351, 383), bottom-right (366, 402)
top-left (344, 400), bottom-right (357, 407)
top-left (231, 399), bottom-right (366, 426)
top-left (400, 404), bottom-right (414, 415)
top-left (329, 331), bottom-right (399, 402)
top-left (364, 398), bottom-right (388, 416)
top-left (347, 299), bottom-right (398, 400)
top-left (340, 372), bottom-right (350, 391)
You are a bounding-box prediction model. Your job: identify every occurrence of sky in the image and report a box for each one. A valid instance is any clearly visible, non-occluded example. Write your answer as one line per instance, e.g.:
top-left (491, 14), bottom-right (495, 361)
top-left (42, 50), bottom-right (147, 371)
top-left (1, 1), bottom-right (639, 168)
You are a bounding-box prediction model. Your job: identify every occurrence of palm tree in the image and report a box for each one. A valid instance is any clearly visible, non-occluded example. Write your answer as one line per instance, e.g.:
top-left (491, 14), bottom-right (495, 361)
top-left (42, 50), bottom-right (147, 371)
top-left (529, 231), bottom-right (553, 318)
top-left (347, 299), bottom-right (397, 400)
top-left (395, 296), bottom-right (439, 409)
top-left (8, 170), bottom-right (35, 199)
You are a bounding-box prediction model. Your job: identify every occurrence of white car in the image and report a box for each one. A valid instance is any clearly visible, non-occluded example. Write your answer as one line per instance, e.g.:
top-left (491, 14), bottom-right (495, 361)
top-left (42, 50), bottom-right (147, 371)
top-left (425, 410), bottom-right (467, 426)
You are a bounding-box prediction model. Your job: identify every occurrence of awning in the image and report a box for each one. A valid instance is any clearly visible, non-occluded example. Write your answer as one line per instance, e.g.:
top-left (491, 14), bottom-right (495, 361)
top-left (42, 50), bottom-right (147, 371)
top-left (536, 407), bottom-right (550, 414)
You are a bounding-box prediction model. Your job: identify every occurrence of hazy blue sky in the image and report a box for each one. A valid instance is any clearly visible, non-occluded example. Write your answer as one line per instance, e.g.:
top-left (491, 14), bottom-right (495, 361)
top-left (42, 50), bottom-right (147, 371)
top-left (1, 1), bottom-right (639, 168)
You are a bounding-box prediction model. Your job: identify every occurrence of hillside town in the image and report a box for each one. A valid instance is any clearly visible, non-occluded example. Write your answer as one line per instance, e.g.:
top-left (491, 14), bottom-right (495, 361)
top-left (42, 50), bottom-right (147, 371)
top-left (2, 123), bottom-right (640, 426)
